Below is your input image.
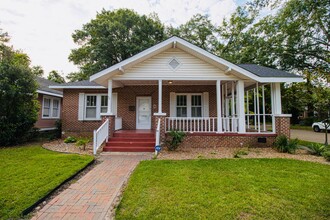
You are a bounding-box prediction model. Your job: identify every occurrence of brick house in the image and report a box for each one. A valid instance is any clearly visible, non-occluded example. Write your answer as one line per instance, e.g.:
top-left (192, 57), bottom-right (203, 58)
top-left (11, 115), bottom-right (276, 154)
top-left (51, 37), bottom-right (303, 153)
top-left (35, 77), bottom-right (63, 131)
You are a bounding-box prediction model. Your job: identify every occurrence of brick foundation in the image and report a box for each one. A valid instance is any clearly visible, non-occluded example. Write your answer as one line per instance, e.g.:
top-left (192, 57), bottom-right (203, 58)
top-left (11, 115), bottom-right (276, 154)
top-left (170, 133), bottom-right (276, 149)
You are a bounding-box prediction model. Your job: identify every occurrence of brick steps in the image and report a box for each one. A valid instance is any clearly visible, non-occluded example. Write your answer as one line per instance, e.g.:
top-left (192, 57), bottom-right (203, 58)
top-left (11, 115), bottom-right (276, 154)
top-left (104, 130), bottom-right (155, 152)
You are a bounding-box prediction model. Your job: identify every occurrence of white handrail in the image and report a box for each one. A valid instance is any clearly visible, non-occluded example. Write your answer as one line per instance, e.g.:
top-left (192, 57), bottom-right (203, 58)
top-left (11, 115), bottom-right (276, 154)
top-left (93, 119), bottom-right (109, 155)
top-left (155, 118), bottom-right (161, 155)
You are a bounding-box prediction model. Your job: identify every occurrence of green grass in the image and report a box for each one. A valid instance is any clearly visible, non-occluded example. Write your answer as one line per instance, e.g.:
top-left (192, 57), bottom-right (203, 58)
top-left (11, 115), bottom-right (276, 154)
top-left (0, 145), bottom-right (94, 219)
top-left (290, 125), bottom-right (312, 131)
top-left (116, 159), bottom-right (330, 220)
top-left (297, 139), bottom-right (320, 147)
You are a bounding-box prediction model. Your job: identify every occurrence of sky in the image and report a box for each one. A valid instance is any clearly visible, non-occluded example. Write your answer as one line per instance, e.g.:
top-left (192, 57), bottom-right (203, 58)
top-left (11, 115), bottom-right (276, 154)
top-left (0, 0), bottom-right (247, 77)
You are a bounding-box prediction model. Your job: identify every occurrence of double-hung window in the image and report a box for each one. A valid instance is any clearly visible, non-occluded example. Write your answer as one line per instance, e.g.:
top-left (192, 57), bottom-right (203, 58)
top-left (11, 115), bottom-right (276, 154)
top-left (42, 96), bottom-right (61, 119)
top-left (85, 95), bottom-right (97, 119)
top-left (81, 93), bottom-right (117, 120)
top-left (176, 94), bottom-right (202, 117)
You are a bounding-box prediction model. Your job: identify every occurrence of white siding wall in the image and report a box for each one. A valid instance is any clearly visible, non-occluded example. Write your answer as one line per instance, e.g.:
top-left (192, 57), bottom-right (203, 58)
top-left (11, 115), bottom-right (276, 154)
top-left (114, 48), bottom-right (238, 80)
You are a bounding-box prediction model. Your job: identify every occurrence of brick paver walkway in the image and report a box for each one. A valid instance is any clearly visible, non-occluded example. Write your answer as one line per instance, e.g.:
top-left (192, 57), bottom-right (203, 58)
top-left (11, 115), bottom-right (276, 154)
top-left (32, 154), bottom-right (151, 220)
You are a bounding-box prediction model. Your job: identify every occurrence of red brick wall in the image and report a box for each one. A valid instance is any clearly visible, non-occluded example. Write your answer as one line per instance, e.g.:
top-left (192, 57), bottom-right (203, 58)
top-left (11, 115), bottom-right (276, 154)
top-left (34, 93), bottom-right (61, 129)
top-left (62, 89), bottom-right (105, 137)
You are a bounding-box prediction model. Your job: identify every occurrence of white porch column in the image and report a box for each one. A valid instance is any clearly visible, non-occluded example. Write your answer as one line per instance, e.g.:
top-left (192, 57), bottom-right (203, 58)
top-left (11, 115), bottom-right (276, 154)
top-left (216, 80), bottom-right (223, 133)
top-left (158, 79), bottom-right (163, 114)
top-left (154, 79), bottom-right (166, 116)
top-left (271, 82), bottom-right (282, 114)
top-left (237, 80), bottom-right (246, 133)
top-left (107, 79), bottom-right (113, 115)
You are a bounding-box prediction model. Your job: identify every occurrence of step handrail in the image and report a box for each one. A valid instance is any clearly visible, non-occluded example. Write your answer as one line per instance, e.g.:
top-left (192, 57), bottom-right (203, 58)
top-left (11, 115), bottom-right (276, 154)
top-left (155, 118), bottom-right (161, 155)
top-left (93, 119), bottom-right (109, 155)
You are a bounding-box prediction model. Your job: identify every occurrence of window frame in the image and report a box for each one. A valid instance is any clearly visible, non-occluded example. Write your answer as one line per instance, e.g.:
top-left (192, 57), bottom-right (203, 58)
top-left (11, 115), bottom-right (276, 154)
top-left (42, 95), bottom-right (61, 119)
top-left (83, 93), bottom-right (117, 121)
top-left (175, 93), bottom-right (203, 118)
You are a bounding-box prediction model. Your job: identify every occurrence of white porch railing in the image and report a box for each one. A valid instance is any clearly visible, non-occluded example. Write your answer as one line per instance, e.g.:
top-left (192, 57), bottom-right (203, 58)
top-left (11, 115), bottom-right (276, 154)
top-left (246, 114), bottom-right (274, 132)
top-left (165, 117), bottom-right (217, 132)
top-left (222, 116), bottom-right (239, 133)
top-left (155, 118), bottom-right (161, 155)
top-left (93, 119), bottom-right (109, 155)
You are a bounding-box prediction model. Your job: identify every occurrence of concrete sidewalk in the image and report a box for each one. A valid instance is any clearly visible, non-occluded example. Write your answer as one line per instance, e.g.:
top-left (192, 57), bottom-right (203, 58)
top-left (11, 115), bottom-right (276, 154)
top-left (32, 154), bottom-right (151, 220)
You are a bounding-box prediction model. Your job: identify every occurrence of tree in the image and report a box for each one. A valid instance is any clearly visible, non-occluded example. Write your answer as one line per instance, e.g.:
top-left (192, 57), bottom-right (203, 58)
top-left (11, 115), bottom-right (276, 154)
top-left (68, 8), bottom-right (166, 81)
top-left (31, 65), bottom-right (44, 77)
top-left (0, 30), bottom-right (39, 146)
top-left (168, 14), bottom-right (217, 52)
top-left (47, 70), bottom-right (65, 83)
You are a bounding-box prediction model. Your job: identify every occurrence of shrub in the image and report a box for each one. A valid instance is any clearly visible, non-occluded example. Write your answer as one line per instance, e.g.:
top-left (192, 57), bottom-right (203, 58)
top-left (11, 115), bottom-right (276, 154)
top-left (301, 143), bottom-right (327, 156)
top-left (323, 151), bottom-right (330, 161)
top-left (76, 137), bottom-right (91, 151)
top-left (274, 135), bottom-right (298, 154)
top-left (165, 130), bottom-right (186, 151)
top-left (64, 136), bottom-right (77, 143)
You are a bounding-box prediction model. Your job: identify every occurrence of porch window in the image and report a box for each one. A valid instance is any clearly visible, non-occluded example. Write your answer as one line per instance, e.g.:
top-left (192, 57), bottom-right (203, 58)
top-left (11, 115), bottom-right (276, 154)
top-left (175, 94), bottom-right (202, 117)
top-left (42, 96), bottom-right (61, 119)
top-left (191, 95), bottom-right (202, 117)
top-left (86, 95), bottom-right (97, 118)
top-left (176, 95), bottom-right (187, 117)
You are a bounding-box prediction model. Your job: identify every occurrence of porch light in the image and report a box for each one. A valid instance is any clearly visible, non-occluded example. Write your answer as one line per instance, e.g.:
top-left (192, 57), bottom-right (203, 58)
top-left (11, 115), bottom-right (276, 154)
top-left (168, 80), bottom-right (173, 84)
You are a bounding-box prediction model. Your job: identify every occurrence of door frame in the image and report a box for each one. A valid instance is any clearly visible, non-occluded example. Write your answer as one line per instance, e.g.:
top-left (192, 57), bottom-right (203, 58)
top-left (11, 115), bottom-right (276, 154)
top-left (136, 96), bottom-right (152, 129)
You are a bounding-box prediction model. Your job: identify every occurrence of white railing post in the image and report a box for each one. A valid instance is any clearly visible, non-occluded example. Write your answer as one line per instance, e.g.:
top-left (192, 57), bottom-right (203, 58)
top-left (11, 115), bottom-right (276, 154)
top-left (216, 80), bottom-right (222, 133)
top-left (155, 118), bottom-right (161, 155)
top-left (93, 130), bottom-right (97, 155)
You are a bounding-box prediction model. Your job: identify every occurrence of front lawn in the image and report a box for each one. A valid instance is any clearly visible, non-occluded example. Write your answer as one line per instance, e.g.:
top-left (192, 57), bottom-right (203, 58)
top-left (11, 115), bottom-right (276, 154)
top-left (0, 145), bottom-right (93, 219)
top-left (116, 159), bottom-right (330, 219)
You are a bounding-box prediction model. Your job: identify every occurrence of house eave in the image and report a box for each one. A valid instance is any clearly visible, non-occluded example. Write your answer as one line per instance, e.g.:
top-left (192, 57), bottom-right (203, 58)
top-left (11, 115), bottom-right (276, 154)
top-left (37, 89), bottom-right (63, 98)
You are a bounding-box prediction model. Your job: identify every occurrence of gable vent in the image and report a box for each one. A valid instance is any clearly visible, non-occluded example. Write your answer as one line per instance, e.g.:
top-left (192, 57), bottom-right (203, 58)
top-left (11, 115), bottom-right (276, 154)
top-left (169, 58), bottom-right (180, 70)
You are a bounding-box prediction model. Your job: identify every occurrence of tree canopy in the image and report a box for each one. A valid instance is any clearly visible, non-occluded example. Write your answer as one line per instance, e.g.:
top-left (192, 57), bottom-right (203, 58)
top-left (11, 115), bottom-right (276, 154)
top-left (68, 8), bottom-right (166, 81)
top-left (0, 29), bottom-right (39, 145)
top-left (47, 70), bottom-right (65, 83)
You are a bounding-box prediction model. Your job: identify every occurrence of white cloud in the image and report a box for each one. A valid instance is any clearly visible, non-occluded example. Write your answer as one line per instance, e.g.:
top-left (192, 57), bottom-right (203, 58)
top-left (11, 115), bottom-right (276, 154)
top-left (0, 0), bottom-right (241, 77)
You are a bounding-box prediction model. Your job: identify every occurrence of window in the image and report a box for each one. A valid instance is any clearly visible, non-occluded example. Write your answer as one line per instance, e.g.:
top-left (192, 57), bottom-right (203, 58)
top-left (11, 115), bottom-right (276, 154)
top-left (43, 98), bottom-right (51, 117)
top-left (86, 95), bottom-right (97, 118)
top-left (191, 95), bottom-right (202, 117)
top-left (101, 95), bottom-right (108, 113)
top-left (176, 95), bottom-right (187, 117)
top-left (80, 93), bottom-right (117, 120)
top-left (42, 96), bottom-right (60, 119)
top-left (175, 94), bottom-right (202, 117)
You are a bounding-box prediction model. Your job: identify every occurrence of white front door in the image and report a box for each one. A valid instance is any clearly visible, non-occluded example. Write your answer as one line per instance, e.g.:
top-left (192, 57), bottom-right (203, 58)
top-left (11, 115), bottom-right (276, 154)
top-left (136, 97), bottom-right (152, 129)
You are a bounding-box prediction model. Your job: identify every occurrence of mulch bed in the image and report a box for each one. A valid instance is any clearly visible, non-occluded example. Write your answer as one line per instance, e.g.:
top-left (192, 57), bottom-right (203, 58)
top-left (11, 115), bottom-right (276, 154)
top-left (158, 147), bottom-right (330, 165)
top-left (42, 139), bottom-right (94, 155)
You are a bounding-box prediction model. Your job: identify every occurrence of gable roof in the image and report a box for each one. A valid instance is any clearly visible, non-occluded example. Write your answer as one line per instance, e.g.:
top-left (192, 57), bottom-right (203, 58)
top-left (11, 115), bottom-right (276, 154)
top-left (36, 76), bottom-right (63, 97)
top-left (89, 36), bottom-right (303, 85)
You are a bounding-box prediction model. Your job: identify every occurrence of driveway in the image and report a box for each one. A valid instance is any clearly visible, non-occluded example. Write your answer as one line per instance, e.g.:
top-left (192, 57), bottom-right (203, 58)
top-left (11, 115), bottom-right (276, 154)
top-left (291, 129), bottom-right (329, 144)
top-left (32, 154), bottom-right (151, 220)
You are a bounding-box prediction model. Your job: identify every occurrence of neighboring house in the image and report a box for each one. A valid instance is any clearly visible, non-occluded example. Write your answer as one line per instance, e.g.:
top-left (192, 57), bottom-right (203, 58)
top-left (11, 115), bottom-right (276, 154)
top-left (50, 36), bottom-right (303, 152)
top-left (35, 77), bottom-right (63, 131)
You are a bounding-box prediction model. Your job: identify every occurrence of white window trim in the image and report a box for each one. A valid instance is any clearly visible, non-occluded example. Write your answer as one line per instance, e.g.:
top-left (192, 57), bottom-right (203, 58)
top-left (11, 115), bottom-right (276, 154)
top-left (175, 93), bottom-right (203, 118)
top-left (42, 95), bottom-right (61, 119)
top-left (83, 93), bottom-right (117, 121)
